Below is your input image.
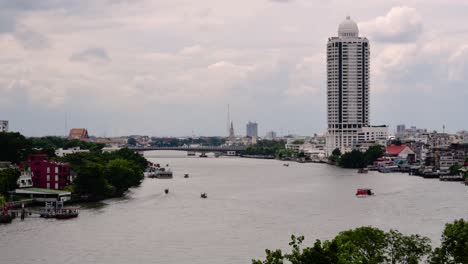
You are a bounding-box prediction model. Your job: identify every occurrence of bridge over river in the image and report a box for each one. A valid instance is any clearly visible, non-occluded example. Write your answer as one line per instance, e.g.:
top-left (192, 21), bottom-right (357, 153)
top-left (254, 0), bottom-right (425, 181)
top-left (129, 146), bottom-right (247, 156)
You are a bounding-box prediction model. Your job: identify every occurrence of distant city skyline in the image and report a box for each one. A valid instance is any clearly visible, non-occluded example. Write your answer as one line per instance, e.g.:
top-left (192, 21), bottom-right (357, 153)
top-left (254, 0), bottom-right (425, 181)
top-left (1, 1), bottom-right (468, 137)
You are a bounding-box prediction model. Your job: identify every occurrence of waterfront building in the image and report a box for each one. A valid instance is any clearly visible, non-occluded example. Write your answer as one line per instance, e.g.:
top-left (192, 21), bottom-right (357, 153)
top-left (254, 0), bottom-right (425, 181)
top-left (17, 170), bottom-right (33, 188)
top-left (386, 144), bottom-right (416, 161)
top-left (68, 128), bottom-right (89, 141)
top-left (326, 16), bottom-right (384, 155)
top-left (0, 120), bottom-right (8, 132)
top-left (22, 154), bottom-right (72, 190)
top-left (246, 121), bottom-right (258, 138)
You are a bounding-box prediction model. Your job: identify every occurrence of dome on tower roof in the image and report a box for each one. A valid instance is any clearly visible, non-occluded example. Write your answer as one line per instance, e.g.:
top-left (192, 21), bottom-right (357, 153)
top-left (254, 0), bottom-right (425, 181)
top-left (338, 16), bottom-right (359, 38)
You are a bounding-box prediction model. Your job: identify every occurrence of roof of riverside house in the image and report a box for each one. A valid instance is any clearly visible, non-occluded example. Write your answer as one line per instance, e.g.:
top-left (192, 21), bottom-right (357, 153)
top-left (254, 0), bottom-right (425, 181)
top-left (386, 144), bottom-right (412, 155)
top-left (11, 188), bottom-right (71, 195)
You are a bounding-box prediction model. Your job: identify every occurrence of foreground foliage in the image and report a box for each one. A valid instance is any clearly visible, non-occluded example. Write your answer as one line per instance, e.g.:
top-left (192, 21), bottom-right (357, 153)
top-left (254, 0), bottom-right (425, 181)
top-left (253, 220), bottom-right (468, 264)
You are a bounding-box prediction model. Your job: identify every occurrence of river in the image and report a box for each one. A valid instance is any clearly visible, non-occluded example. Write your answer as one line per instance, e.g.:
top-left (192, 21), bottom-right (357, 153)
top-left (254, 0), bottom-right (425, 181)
top-left (1, 151), bottom-right (467, 264)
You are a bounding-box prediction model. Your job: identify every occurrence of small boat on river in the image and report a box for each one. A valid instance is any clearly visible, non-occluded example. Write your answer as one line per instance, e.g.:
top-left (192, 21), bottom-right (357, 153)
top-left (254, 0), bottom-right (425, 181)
top-left (184, 173), bottom-right (189, 178)
top-left (200, 193), bottom-right (207, 199)
top-left (283, 163), bottom-right (290, 167)
top-left (358, 168), bottom-right (368, 174)
top-left (55, 209), bottom-right (79, 220)
top-left (356, 188), bottom-right (374, 197)
top-left (164, 189), bottom-right (169, 194)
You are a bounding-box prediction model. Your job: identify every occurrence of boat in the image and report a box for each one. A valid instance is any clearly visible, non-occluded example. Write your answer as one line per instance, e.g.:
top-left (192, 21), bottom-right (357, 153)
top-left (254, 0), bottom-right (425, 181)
top-left (357, 168), bottom-right (368, 174)
top-left (200, 193), bottom-right (207, 199)
top-left (0, 214), bottom-right (13, 224)
top-left (149, 166), bottom-right (173, 179)
top-left (199, 153), bottom-right (208, 158)
top-left (154, 169), bottom-right (173, 179)
top-left (164, 189), bottom-right (169, 194)
top-left (54, 209), bottom-right (79, 219)
top-left (184, 173), bottom-right (189, 178)
top-left (356, 188), bottom-right (374, 197)
top-left (283, 163), bottom-right (290, 167)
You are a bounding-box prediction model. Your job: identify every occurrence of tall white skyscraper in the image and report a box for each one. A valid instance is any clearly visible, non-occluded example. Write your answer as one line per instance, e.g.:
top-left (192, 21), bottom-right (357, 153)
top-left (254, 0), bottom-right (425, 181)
top-left (326, 16), bottom-right (371, 154)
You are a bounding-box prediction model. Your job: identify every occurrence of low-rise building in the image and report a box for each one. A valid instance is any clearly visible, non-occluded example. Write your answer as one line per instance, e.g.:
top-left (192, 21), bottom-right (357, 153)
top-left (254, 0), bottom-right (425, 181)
top-left (22, 154), bottom-right (72, 190)
top-left (95, 137), bottom-right (128, 147)
top-left (17, 170), bottom-right (33, 188)
top-left (55, 147), bottom-right (90, 157)
top-left (386, 144), bottom-right (416, 162)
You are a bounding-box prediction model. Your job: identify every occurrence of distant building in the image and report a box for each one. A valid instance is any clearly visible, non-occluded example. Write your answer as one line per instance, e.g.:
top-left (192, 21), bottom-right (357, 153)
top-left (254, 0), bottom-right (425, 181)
top-left (246, 121), bottom-right (258, 137)
top-left (396, 124), bottom-right (406, 134)
top-left (95, 138), bottom-right (127, 147)
top-left (265, 131), bottom-right (277, 140)
top-left (0, 120), bottom-right (8, 132)
top-left (22, 154), bottom-right (72, 190)
top-left (68, 128), bottom-right (89, 141)
top-left (55, 147), bottom-right (90, 157)
top-left (229, 122), bottom-right (235, 139)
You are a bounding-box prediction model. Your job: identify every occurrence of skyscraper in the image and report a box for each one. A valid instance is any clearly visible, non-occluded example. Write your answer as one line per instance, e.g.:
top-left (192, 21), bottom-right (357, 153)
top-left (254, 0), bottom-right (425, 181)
top-left (326, 16), bottom-right (371, 154)
top-left (246, 121), bottom-right (258, 137)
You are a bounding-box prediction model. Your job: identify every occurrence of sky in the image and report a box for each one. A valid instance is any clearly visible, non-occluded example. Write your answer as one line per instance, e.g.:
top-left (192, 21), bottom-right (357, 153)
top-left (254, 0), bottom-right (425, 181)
top-left (0, 0), bottom-right (467, 137)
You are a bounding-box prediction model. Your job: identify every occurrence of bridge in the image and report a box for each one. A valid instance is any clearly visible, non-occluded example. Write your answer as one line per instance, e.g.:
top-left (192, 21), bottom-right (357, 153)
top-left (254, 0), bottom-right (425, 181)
top-left (129, 145), bottom-right (247, 156)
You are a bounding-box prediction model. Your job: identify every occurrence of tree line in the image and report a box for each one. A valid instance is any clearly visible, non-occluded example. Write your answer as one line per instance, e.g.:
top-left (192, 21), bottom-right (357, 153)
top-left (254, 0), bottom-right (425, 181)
top-left (328, 146), bottom-right (385, 169)
top-left (253, 219), bottom-right (468, 264)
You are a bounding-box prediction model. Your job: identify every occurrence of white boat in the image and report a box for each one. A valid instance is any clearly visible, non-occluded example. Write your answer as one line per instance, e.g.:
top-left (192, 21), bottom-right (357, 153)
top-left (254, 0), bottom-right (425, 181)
top-left (150, 166), bottom-right (173, 179)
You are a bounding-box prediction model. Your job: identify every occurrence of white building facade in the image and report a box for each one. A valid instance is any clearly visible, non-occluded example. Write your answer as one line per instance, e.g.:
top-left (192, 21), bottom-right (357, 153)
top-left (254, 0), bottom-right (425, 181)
top-left (0, 120), bottom-right (8, 132)
top-left (326, 16), bottom-right (370, 155)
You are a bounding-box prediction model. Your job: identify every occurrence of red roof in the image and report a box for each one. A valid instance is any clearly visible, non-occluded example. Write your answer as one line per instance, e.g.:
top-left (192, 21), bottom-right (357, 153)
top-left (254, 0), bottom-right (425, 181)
top-left (386, 144), bottom-right (411, 155)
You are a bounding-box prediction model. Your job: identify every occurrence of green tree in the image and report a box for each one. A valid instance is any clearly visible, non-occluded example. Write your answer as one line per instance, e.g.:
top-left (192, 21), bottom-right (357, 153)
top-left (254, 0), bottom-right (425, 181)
top-left (429, 219), bottom-right (468, 264)
top-left (339, 150), bottom-right (366, 168)
top-left (0, 169), bottom-right (20, 195)
top-left (332, 148), bottom-right (342, 156)
top-left (292, 140), bottom-right (305, 145)
top-left (0, 132), bottom-right (31, 164)
top-left (364, 145), bottom-right (385, 165)
top-left (105, 159), bottom-right (143, 194)
top-left (73, 161), bottom-right (112, 198)
top-left (449, 163), bottom-right (462, 176)
top-left (332, 226), bottom-right (388, 264)
top-left (386, 230), bottom-right (431, 264)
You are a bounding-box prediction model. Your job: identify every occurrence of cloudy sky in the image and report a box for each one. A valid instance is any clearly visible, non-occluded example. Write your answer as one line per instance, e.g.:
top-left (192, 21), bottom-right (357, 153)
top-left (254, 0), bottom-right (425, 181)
top-left (1, 0), bottom-right (467, 137)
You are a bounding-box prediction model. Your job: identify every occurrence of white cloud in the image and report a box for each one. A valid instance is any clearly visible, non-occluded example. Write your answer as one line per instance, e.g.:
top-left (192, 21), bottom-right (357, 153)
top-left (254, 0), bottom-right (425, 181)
top-left (360, 6), bottom-right (423, 43)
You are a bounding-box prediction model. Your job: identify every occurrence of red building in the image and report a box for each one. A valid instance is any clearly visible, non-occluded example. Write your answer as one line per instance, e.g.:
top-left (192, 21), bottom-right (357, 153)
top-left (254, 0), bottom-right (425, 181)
top-left (23, 154), bottom-right (72, 190)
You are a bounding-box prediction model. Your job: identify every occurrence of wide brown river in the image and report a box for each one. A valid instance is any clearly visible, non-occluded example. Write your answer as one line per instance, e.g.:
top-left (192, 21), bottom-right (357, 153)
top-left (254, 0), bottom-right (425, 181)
top-left (1, 151), bottom-right (467, 264)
